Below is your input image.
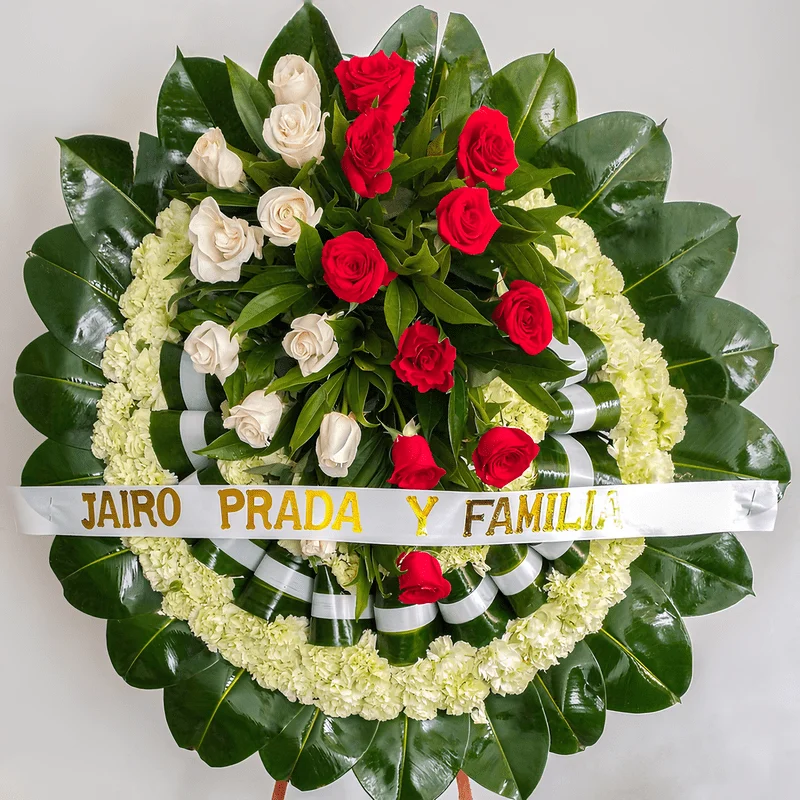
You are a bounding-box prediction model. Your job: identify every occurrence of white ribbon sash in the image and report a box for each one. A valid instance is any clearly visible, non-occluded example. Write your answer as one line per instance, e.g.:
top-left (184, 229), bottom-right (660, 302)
top-left (253, 554), bottom-right (313, 601)
top-left (179, 352), bottom-right (213, 411)
top-left (491, 548), bottom-right (544, 595)
top-left (374, 602), bottom-right (438, 633)
top-left (312, 592), bottom-right (374, 620)
top-left (10, 480), bottom-right (779, 545)
top-left (438, 578), bottom-right (499, 624)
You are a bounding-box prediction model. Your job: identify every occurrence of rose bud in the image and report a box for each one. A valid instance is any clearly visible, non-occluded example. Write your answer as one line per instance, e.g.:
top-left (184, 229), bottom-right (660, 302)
top-left (457, 106), bottom-right (519, 191)
top-left (472, 426), bottom-right (539, 489)
top-left (223, 390), bottom-right (283, 448)
top-left (397, 551), bottom-right (451, 605)
top-left (341, 107), bottom-right (395, 198)
top-left (321, 231), bottom-right (396, 303)
top-left (187, 127), bottom-right (244, 189)
top-left (268, 54), bottom-right (321, 107)
top-left (316, 412), bottom-right (361, 478)
top-left (492, 280), bottom-right (553, 356)
top-left (436, 186), bottom-right (501, 255)
top-left (390, 321), bottom-right (457, 393)
top-left (334, 51), bottom-right (416, 124)
top-left (389, 434), bottom-right (447, 490)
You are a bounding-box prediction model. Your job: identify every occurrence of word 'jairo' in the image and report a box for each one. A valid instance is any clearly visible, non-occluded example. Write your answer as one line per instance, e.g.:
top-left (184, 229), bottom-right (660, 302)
top-left (462, 490), bottom-right (623, 538)
top-left (81, 488), bottom-right (180, 530)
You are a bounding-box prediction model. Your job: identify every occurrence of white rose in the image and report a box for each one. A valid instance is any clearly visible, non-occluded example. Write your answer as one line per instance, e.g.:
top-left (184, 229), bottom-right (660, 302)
top-left (300, 539), bottom-right (338, 558)
top-left (188, 197), bottom-right (264, 283)
top-left (263, 102), bottom-right (328, 169)
top-left (223, 390), bottom-right (283, 448)
top-left (316, 412), bottom-right (361, 478)
top-left (186, 128), bottom-right (244, 189)
top-left (269, 54), bottom-right (321, 107)
top-left (257, 186), bottom-right (323, 247)
top-left (183, 320), bottom-right (239, 381)
top-left (282, 313), bottom-right (339, 377)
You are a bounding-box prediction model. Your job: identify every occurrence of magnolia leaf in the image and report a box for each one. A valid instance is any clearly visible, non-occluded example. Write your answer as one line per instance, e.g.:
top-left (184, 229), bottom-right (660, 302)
top-left (226, 57), bottom-right (273, 155)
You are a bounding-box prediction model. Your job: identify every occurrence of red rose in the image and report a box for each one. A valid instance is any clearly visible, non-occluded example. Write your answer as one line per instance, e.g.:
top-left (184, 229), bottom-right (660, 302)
top-left (457, 106), bottom-right (519, 191)
top-left (341, 108), bottom-right (395, 198)
top-left (492, 280), bottom-right (553, 356)
top-left (390, 321), bottom-right (456, 393)
top-left (436, 187), bottom-right (501, 255)
top-left (334, 52), bottom-right (416, 124)
top-left (397, 551), bottom-right (451, 605)
top-left (472, 426), bottom-right (539, 489)
top-left (321, 231), bottom-right (396, 304)
top-left (389, 434), bottom-right (447, 490)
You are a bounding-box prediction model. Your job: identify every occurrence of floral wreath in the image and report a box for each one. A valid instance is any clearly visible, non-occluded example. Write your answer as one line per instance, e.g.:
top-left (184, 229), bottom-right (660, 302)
top-left (15, 4), bottom-right (790, 799)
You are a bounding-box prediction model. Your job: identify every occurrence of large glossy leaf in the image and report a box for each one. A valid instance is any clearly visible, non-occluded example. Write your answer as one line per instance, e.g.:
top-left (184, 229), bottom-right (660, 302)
top-left (260, 705), bottom-right (378, 791)
top-left (132, 132), bottom-right (174, 218)
top-left (598, 203), bottom-right (738, 303)
top-left (164, 659), bottom-right (299, 767)
top-left (226, 57), bottom-right (273, 155)
top-left (586, 566), bottom-right (692, 713)
top-left (59, 135), bottom-right (155, 289)
top-left (534, 641), bottom-right (605, 755)
top-left (15, 333), bottom-right (105, 449)
top-left (638, 534), bottom-right (754, 617)
top-left (157, 50), bottom-right (251, 161)
top-left (21, 439), bottom-right (105, 486)
top-left (638, 293), bottom-right (774, 403)
top-left (464, 684), bottom-right (549, 800)
top-left (49, 536), bottom-right (161, 619)
top-left (672, 396), bottom-right (791, 486)
top-left (106, 614), bottom-right (219, 689)
top-left (258, 3), bottom-right (343, 105)
top-left (435, 12), bottom-right (491, 95)
top-left (486, 53), bottom-right (577, 161)
top-left (354, 713), bottom-right (469, 800)
top-left (536, 112), bottom-right (671, 232)
top-left (24, 225), bottom-right (124, 367)
top-left (373, 7), bottom-right (439, 138)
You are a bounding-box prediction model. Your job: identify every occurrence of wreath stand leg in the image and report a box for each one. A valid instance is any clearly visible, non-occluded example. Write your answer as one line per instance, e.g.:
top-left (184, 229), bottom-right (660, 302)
top-left (457, 770), bottom-right (473, 800)
top-left (271, 779), bottom-right (288, 800)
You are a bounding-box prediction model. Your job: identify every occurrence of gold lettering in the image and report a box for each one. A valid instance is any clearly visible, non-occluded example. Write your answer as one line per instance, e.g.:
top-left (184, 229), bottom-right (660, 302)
top-left (97, 490), bottom-right (120, 528)
top-left (219, 488), bottom-right (245, 530)
top-left (275, 490), bottom-right (302, 530)
top-left (119, 490), bottom-right (131, 529)
top-left (464, 499), bottom-right (494, 538)
top-left (487, 496), bottom-right (513, 536)
top-left (247, 489), bottom-right (273, 531)
top-left (596, 490), bottom-right (623, 530)
top-left (305, 490), bottom-right (334, 530)
top-left (332, 491), bottom-right (362, 533)
top-left (157, 488), bottom-right (180, 527)
top-left (556, 492), bottom-right (582, 531)
top-left (543, 493), bottom-right (558, 532)
top-left (131, 490), bottom-right (157, 527)
top-left (81, 492), bottom-right (97, 530)
top-left (406, 495), bottom-right (439, 537)
top-left (583, 490), bottom-right (597, 531)
top-left (515, 492), bottom-right (543, 533)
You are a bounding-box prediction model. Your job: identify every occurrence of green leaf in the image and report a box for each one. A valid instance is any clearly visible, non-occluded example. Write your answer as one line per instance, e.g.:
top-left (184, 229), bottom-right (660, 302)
top-left (240, 265), bottom-right (304, 294)
top-left (294, 220), bottom-right (324, 282)
top-left (24, 225), bottom-right (124, 367)
top-left (195, 429), bottom-right (262, 461)
top-left (258, 3), bottom-right (343, 105)
top-left (157, 50), bottom-right (251, 160)
top-left (289, 371), bottom-right (347, 452)
top-left (534, 641), bottom-right (605, 755)
top-left (391, 150), bottom-right (455, 184)
top-left (401, 241), bottom-right (440, 277)
top-left (596, 203), bottom-right (738, 302)
top-left (106, 614), bottom-right (219, 689)
top-left (354, 712), bottom-right (469, 800)
top-left (671, 396), bottom-right (791, 486)
top-left (586, 566), bottom-right (692, 713)
top-left (384, 278), bottom-right (419, 344)
top-left (448, 371), bottom-right (468, 457)
top-left (639, 293), bottom-right (774, 403)
top-left (132, 132), bottom-right (174, 218)
top-left (337, 426), bottom-right (392, 488)
top-left (22, 439), bottom-right (105, 486)
top-left (49, 536), bottom-right (161, 619)
top-left (261, 705), bottom-right (378, 791)
top-left (638, 534), bottom-right (754, 617)
top-left (464, 684), bottom-right (549, 800)
top-left (58, 135), bottom-right (155, 288)
top-left (535, 112), bottom-right (671, 232)
top-left (345, 367), bottom-right (373, 426)
top-left (501, 376), bottom-right (563, 418)
top-left (416, 390), bottom-right (447, 439)
top-left (437, 12), bottom-right (492, 95)
top-left (246, 158), bottom-right (296, 191)
top-left (373, 7), bottom-right (439, 138)
top-left (267, 354), bottom-right (350, 394)
top-left (414, 276), bottom-right (491, 325)
top-left (485, 52), bottom-right (577, 162)
top-left (499, 163), bottom-right (574, 204)
top-left (15, 333), bottom-right (105, 449)
top-left (438, 58), bottom-right (474, 130)
top-left (164, 659), bottom-right (300, 767)
top-left (185, 189), bottom-right (260, 207)
top-left (226, 57), bottom-right (273, 155)
top-left (232, 283), bottom-right (310, 333)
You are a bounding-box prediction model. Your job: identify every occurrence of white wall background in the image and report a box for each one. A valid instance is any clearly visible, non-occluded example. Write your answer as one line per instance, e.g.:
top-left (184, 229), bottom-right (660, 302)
top-left (1, 0), bottom-right (798, 798)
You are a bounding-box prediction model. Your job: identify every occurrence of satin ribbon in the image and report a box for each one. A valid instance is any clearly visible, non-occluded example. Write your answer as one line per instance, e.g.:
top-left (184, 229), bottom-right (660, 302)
top-left (438, 578), bottom-right (499, 624)
top-left (253, 554), bottom-right (314, 601)
top-left (311, 592), bottom-right (374, 620)
top-left (179, 352), bottom-right (213, 411)
top-left (374, 602), bottom-right (438, 633)
top-left (491, 547), bottom-right (544, 595)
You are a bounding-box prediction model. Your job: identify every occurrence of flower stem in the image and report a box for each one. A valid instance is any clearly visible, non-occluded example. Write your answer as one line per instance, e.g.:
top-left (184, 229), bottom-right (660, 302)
top-left (391, 394), bottom-right (407, 429)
